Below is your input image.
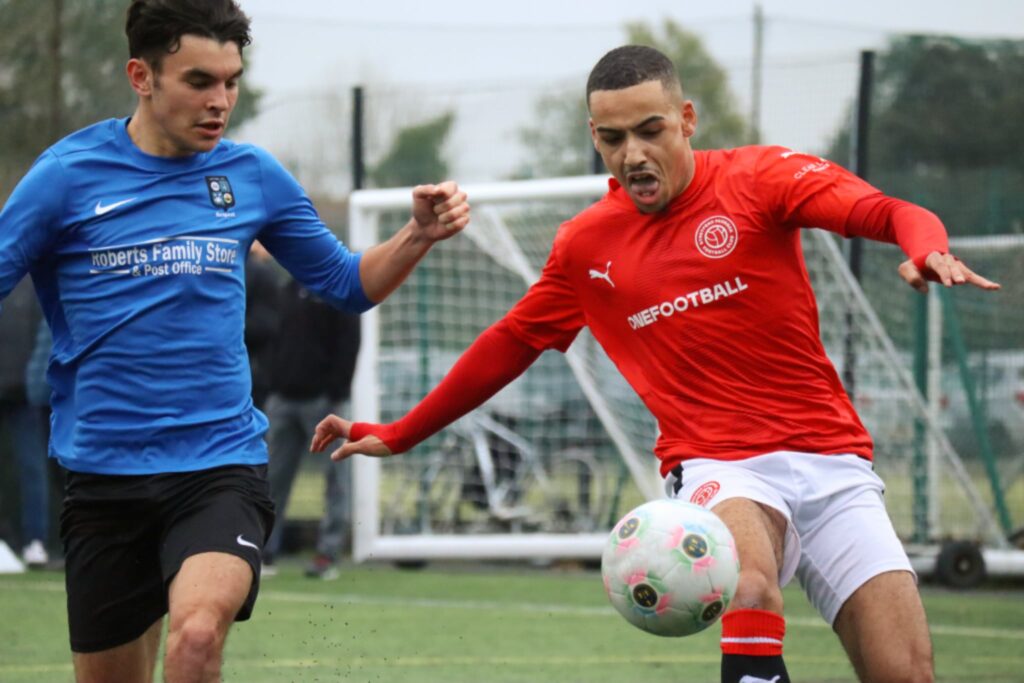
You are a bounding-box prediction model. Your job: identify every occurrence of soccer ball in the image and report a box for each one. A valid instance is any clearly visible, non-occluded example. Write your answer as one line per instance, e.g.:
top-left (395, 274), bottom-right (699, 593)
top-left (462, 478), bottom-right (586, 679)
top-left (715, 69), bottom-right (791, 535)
top-left (601, 499), bottom-right (740, 637)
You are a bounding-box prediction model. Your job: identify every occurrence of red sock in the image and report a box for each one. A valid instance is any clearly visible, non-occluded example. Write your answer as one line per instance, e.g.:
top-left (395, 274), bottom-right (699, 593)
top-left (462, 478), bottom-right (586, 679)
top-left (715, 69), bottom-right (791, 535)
top-left (720, 609), bottom-right (790, 682)
top-left (720, 608), bottom-right (785, 656)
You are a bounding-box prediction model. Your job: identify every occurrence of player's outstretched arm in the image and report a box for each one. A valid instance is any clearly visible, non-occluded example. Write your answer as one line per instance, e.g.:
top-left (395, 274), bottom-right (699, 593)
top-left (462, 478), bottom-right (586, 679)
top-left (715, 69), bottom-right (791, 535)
top-left (841, 194), bottom-right (1000, 294)
top-left (312, 415), bottom-right (392, 459)
top-left (898, 252), bottom-right (1001, 294)
top-left (358, 181), bottom-right (470, 303)
top-left (311, 319), bottom-right (542, 461)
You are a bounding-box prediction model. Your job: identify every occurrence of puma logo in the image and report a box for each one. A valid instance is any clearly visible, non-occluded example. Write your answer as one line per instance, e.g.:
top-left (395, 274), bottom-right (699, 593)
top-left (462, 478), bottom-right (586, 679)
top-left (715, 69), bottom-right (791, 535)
top-left (588, 261), bottom-right (615, 288)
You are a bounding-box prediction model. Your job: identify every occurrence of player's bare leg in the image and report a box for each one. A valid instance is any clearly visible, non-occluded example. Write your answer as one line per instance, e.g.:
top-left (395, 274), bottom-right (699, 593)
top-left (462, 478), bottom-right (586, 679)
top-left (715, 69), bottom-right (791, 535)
top-left (834, 570), bottom-right (933, 683)
top-left (713, 498), bottom-right (791, 683)
top-left (163, 552), bottom-right (253, 683)
top-left (713, 498), bottom-right (786, 612)
top-left (73, 618), bottom-right (163, 683)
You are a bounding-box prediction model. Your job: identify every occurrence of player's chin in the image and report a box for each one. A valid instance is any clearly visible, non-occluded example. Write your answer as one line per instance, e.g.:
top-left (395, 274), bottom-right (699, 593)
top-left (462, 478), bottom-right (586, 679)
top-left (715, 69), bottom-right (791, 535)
top-left (625, 187), bottom-right (669, 214)
top-left (630, 196), bottom-right (669, 214)
top-left (193, 136), bottom-right (222, 152)
top-left (192, 125), bottom-right (226, 149)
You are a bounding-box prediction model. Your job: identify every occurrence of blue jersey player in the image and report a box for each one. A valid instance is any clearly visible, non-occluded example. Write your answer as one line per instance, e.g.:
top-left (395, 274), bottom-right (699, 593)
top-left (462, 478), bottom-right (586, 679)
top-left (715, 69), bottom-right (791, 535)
top-left (0, 1), bottom-right (470, 681)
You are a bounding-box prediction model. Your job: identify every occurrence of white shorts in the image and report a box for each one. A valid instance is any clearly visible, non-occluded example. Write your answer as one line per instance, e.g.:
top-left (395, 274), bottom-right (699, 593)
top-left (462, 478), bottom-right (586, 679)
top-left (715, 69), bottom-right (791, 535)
top-left (664, 451), bottom-right (914, 625)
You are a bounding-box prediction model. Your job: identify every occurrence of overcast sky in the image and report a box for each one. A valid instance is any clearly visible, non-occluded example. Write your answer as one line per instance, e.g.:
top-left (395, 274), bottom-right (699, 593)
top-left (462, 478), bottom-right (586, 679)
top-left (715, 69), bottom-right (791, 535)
top-left (232, 1), bottom-right (1024, 191)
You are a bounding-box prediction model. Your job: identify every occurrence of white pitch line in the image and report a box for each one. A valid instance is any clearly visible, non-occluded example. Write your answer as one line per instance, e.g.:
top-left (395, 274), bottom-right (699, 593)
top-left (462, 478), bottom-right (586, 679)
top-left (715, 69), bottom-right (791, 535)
top-left (4, 581), bottom-right (1023, 642)
top-left (257, 589), bottom-right (1024, 641)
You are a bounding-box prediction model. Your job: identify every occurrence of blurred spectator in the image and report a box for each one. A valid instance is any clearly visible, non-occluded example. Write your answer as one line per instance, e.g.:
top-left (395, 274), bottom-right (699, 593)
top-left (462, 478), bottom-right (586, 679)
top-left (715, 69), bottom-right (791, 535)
top-left (263, 278), bottom-right (361, 579)
top-left (245, 240), bottom-right (282, 410)
top-left (25, 318), bottom-right (53, 410)
top-left (0, 278), bottom-right (49, 567)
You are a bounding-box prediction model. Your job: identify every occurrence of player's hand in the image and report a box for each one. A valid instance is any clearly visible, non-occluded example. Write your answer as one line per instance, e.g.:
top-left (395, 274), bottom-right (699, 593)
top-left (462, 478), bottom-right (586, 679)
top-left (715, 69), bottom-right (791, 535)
top-left (898, 252), bottom-right (1001, 294)
top-left (310, 415), bottom-right (394, 461)
top-left (410, 181), bottom-right (470, 243)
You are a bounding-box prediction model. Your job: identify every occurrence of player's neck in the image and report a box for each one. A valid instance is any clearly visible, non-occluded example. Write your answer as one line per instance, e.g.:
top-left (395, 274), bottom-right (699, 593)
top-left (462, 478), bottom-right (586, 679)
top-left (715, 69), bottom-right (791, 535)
top-left (669, 148), bottom-right (699, 206)
top-left (126, 107), bottom-right (196, 159)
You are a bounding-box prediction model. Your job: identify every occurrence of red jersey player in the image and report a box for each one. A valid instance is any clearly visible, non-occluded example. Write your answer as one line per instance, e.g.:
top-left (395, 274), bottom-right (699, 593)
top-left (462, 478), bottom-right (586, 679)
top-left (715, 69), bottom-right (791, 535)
top-left (312, 46), bottom-right (998, 683)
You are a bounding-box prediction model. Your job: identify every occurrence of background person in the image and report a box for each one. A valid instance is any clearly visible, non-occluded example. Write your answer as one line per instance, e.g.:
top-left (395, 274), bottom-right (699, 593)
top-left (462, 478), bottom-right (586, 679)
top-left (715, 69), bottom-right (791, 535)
top-left (244, 240), bottom-right (282, 412)
top-left (0, 278), bottom-right (50, 568)
top-left (262, 276), bottom-right (361, 580)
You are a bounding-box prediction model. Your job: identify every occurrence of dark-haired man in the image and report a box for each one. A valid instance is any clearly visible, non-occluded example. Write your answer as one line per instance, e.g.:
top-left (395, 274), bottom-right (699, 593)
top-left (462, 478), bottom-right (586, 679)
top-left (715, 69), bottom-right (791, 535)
top-left (313, 45), bottom-right (997, 683)
top-left (0, 1), bottom-right (468, 681)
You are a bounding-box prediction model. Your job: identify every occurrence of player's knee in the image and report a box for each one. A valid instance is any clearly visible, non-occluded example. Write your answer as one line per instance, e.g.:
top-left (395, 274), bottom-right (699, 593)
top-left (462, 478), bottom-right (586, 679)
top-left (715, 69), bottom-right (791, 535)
top-left (887, 644), bottom-right (934, 683)
top-left (167, 612), bottom-right (222, 663)
top-left (731, 567), bottom-right (783, 612)
top-left (860, 638), bottom-right (933, 683)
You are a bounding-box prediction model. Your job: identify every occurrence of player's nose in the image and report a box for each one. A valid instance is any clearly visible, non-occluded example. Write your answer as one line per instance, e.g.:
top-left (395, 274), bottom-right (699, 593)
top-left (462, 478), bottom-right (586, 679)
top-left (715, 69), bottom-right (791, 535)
top-left (622, 135), bottom-right (647, 167)
top-left (207, 83), bottom-right (230, 112)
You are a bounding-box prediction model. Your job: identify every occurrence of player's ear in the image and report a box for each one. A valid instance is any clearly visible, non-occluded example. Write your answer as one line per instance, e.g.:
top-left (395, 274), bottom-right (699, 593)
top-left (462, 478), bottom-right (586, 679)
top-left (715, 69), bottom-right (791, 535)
top-left (126, 58), bottom-right (154, 97)
top-left (589, 118), bottom-right (600, 150)
top-left (680, 100), bottom-right (697, 139)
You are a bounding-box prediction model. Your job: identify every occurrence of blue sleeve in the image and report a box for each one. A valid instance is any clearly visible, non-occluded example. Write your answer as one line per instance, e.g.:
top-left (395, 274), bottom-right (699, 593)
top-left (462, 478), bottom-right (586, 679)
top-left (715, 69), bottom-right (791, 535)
top-left (0, 151), bottom-right (66, 308)
top-left (254, 148), bottom-right (373, 313)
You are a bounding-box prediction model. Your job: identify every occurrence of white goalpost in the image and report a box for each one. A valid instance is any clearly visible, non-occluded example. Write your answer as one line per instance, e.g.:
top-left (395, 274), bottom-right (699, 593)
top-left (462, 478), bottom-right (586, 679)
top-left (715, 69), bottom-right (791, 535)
top-left (347, 174), bottom-right (1020, 572)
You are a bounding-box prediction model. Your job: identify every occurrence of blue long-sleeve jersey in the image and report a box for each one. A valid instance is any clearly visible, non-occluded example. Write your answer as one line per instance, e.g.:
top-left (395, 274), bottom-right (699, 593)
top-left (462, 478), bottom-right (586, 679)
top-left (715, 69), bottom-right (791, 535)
top-left (0, 118), bottom-right (372, 474)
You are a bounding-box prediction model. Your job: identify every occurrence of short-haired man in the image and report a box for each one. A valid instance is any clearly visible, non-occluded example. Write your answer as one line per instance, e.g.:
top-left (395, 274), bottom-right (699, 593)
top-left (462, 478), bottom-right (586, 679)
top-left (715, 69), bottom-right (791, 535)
top-left (313, 45), bottom-right (998, 683)
top-left (0, 1), bottom-right (468, 681)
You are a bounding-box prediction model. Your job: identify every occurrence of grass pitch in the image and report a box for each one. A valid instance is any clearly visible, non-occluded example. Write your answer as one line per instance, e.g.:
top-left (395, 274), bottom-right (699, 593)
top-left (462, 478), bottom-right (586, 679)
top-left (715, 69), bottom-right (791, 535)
top-left (0, 561), bottom-right (1022, 682)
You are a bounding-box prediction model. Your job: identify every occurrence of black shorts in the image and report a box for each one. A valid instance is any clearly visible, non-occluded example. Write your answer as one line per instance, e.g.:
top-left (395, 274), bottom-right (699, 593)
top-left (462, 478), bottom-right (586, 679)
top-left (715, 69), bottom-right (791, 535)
top-left (60, 464), bottom-right (275, 653)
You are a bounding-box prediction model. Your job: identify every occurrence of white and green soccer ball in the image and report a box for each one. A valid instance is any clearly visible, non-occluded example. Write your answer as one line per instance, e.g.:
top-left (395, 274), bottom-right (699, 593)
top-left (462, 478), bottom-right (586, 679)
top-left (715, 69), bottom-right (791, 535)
top-left (601, 499), bottom-right (740, 637)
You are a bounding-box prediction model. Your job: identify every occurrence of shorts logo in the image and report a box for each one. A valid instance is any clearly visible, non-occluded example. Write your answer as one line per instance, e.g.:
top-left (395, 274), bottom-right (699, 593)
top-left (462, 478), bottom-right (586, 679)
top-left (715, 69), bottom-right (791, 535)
top-left (690, 480), bottom-right (720, 506)
top-left (695, 216), bottom-right (738, 259)
top-left (206, 176), bottom-right (236, 209)
top-left (236, 534), bottom-right (259, 551)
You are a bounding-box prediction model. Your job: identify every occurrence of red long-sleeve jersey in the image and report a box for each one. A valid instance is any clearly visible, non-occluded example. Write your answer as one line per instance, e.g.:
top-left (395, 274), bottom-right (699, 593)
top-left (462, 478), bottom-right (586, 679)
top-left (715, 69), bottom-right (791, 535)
top-left (354, 146), bottom-right (949, 476)
top-left (502, 146), bottom-right (945, 474)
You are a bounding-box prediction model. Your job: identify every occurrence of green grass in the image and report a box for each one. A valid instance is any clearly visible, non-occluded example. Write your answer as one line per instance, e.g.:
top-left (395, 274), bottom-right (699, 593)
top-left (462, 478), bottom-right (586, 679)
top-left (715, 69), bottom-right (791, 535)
top-left (1, 563), bottom-right (1022, 682)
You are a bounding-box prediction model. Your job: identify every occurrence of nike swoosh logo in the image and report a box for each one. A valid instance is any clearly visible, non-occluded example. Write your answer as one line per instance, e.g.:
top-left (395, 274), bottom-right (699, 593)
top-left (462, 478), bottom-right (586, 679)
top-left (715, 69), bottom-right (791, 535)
top-left (236, 534), bottom-right (260, 551)
top-left (94, 197), bottom-right (137, 216)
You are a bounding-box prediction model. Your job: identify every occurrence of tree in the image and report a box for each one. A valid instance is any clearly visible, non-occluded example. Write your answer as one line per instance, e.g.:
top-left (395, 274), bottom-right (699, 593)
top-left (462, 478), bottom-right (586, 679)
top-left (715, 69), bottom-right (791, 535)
top-left (0, 0), bottom-right (262, 194)
top-left (625, 20), bottom-right (748, 151)
top-left (517, 19), bottom-right (749, 178)
top-left (827, 35), bottom-right (1024, 235)
top-left (370, 111), bottom-right (455, 188)
top-left (514, 92), bottom-right (593, 179)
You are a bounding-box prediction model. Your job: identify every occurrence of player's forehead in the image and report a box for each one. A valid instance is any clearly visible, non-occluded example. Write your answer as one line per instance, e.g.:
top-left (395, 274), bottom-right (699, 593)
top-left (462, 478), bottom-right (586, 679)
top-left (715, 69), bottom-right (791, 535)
top-left (589, 80), bottom-right (680, 131)
top-left (160, 34), bottom-right (243, 78)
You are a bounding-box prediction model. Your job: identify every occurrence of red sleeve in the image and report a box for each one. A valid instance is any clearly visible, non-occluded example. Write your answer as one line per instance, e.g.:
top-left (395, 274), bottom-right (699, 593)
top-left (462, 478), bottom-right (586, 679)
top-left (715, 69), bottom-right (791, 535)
top-left (505, 237), bottom-right (585, 352)
top-left (349, 319), bottom-right (542, 453)
top-left (844, 193), bottom-right (949, 268)
top-left (754, 147), bottom-right (879, 233)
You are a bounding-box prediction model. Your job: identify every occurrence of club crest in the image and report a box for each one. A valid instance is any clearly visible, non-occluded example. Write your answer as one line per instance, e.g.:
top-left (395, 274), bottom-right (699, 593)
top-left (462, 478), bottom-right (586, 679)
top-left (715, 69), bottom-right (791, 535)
top-left (206, 176), bottom-right (236, 209)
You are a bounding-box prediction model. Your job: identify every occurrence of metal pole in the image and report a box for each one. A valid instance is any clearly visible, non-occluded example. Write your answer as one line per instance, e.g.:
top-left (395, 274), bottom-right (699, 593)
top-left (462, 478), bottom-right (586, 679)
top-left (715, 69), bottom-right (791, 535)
top-left (750, 3), bottom-right (764, 144)
top-left (848, 50), bottom-right (874, 280)
top-left (841, 50), bottom-right (875, 397)
top-left (351, 85), bottom-right (365, 190)
top-left (926, 289), bottom-right (943, 537)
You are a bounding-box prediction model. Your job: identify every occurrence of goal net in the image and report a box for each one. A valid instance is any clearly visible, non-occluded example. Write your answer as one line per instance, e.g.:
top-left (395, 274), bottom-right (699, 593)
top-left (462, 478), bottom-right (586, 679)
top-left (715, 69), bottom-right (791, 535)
top-left (347, 175), bottom-right (1010, 563)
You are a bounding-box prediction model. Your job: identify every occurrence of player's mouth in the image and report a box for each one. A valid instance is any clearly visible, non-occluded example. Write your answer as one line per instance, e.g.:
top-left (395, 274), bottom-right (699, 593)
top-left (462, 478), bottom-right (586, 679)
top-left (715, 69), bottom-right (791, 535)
top-left (626, 171), bottom-right (661, 207)
top-left (196, 120), bottom-right (225, 138)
